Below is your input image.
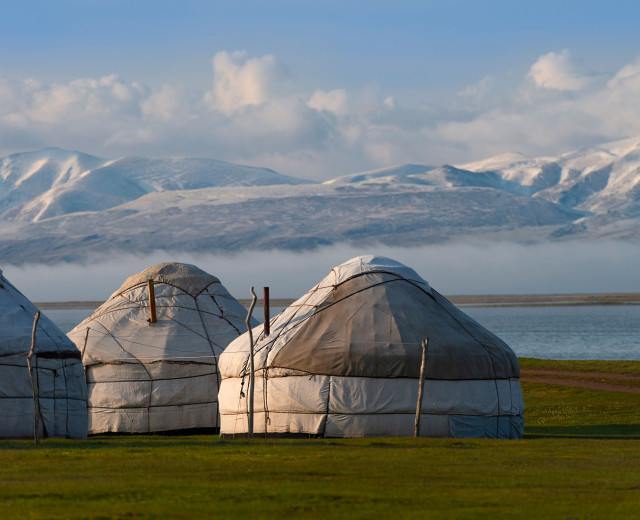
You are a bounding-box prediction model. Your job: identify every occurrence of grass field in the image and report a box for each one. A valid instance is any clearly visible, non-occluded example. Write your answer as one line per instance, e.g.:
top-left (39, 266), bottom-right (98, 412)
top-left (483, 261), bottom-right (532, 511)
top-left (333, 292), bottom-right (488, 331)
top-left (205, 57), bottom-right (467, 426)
top-left (2, 359), bottom-right (639, 519)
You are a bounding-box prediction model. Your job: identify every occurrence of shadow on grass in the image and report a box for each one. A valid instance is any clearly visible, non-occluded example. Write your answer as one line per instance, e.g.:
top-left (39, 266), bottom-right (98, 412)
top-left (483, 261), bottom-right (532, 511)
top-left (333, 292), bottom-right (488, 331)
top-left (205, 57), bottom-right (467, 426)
top-left (525, 424), bottom-right (640, 439)
top-left (0, 436), bottom-right (221, 451)
top-left (4, 426), bottom-right (640, 450)
top-left (0, 434), bottom-right (337, 451)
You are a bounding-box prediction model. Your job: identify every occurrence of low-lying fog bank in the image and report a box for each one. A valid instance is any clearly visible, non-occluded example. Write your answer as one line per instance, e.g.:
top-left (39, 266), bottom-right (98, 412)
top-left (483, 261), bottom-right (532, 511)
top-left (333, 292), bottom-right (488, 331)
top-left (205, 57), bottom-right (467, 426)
top-left (3, 240), bottom-right (640, 302)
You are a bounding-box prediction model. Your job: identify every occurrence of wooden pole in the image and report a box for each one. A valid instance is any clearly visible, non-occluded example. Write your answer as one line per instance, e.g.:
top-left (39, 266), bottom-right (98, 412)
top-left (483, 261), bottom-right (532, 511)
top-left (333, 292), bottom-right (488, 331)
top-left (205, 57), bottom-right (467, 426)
top-left (414, 338), bottom-right (429, 437)
top-left (263, 286), bottom-right (270, 337)
top-left (148, 279), bottom-right (157, 324)
top-left (246, 287), bottom-right (258, 437)
top-left (27, 311), bottom-right (41, 444)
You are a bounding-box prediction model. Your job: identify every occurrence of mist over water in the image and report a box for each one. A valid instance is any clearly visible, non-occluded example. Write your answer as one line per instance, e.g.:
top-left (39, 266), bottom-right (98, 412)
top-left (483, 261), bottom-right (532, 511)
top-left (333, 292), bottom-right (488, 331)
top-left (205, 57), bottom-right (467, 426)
top-left (3, 240), bottom-right (640, 302)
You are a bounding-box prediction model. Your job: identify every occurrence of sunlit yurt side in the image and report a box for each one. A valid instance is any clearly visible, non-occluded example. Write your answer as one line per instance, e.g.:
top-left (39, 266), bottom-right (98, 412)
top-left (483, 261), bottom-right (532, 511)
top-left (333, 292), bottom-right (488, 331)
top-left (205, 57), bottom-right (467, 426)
top-left (67, 262), bottom-right (254, 434)
top-left (219, 256), bottom-right (524, 439)
top-left (0, 269), bottom-right (87, 439)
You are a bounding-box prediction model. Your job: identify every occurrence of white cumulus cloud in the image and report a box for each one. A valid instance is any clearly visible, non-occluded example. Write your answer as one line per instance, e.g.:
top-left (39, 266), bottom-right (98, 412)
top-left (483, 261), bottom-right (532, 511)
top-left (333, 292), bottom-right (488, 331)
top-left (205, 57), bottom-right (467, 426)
top-left (27, 74), bottom-right (146, 122)
top-left (607, 59), bottom-right (640, 89)
top-left (204, 51), bottom-right (283, 114)
top-left (141, 84), bottom-right (190, 121)
top-left (528, 49), bottom-right (587, 91)
top-left (3, 49), bottom-right (640, 180)
top-left (308, 89), bottom-right (348, 116)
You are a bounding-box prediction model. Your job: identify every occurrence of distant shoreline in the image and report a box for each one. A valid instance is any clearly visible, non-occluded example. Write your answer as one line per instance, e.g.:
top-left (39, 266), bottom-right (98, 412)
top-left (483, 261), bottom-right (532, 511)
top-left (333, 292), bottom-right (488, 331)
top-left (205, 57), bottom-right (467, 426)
top-left (35, 292), bottom-right (640, 309)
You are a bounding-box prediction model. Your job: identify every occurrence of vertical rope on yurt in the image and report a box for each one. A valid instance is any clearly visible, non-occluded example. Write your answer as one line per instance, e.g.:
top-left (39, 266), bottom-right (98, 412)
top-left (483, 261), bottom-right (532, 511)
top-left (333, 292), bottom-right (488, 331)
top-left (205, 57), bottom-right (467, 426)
top-left (193, 293), bottom-right (221, 428)
top-left (414, 338), bottom-right (429, 437)
top-left (146, 280), bottom-right (157, 432)
top-left (94, 320), bottom-right (154, 433)
top-left (81, 327), bottom-right (90, 359)
top-left (208, 287), bottom-right (241, 335)
top-left (430, 294), bottom-right (502, 437)
top-left (60, 358), bottom-right (70, 438)
top-left (27, 311), bottom-right (41, 444)
top-left (77, 326), bottom-right (91, 437)
top-left (246, 287), bottom-right (257, 437)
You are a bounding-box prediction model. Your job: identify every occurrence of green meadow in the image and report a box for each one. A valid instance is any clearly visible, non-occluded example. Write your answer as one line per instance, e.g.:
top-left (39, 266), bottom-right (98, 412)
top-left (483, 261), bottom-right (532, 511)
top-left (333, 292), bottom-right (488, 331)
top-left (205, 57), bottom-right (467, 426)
top-left (2, 359), bottom-right (639, 520)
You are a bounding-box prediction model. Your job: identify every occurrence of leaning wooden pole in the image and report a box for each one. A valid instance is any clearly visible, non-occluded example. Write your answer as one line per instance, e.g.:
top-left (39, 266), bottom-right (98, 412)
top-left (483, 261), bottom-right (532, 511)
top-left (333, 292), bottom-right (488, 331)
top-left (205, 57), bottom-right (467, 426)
top-left (246, 287), bottom-right (258, 437)
top-left (414, 338), bottom-right (429, 437)
top-left (27, 311), bottom-right (41, 444)
top-left (148, 279), bottom-right (157, 324)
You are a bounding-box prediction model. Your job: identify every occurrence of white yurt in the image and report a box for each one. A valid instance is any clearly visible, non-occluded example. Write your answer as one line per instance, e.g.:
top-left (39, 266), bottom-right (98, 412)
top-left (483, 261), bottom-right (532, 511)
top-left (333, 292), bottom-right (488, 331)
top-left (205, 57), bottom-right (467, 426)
top-left (67, 262), bottom-right (255, 434)
top-left (0, 269), bottom-right (87, 439)
top-left (219, 256), bottom-right (524, 439)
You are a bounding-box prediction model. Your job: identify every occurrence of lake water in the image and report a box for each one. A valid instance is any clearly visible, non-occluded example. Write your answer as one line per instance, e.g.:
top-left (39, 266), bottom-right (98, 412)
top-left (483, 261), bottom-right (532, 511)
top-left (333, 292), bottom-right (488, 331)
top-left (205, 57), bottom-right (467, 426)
top-left (45, 304), bottom-right (640, 361)
top-left (464, 305), bottom-right (640, 360)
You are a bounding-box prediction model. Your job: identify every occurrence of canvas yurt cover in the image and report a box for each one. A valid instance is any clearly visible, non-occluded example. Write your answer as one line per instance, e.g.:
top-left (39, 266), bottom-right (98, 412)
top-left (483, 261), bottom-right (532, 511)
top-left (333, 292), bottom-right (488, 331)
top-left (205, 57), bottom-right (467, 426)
top-left (68, 262), bottom-right (254, 434)
top-left (219, 256), bottom-right (524, 439)
top-left (0, 269), bottom-right (87, 439)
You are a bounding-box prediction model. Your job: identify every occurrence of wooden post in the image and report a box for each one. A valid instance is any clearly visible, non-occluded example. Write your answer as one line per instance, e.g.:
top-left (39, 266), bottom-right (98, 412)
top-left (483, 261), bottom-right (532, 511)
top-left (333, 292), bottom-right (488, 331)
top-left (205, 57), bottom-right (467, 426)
top-left (414, 338), bottom-right (429, 437)
top-left (246, 287), bottom-right (258, 437)
top-left (263, 286), bottom-right (270, 337)
top-left (27, 311), bottom-right (41, 444)
top-left (148, 279), bottom-right (157, 324)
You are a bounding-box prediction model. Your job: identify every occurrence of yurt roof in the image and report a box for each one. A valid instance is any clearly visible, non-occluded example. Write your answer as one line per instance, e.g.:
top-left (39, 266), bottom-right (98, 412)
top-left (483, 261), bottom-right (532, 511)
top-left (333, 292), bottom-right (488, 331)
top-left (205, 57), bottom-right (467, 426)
top-left (0, 268), bottom-right (80, 357)
top-left (220, 256), bottom-right (519, 381)
top-left (69, 262), bottom-right (252, 366)
top-left (113, 262), bottom-right (221, 298)
top-left (323, 255), bottom-right (429, 287)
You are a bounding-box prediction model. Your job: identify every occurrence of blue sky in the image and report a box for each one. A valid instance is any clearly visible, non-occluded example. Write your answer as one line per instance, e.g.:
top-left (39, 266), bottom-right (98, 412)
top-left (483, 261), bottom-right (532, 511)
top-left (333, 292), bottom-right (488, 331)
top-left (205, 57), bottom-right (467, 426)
top-left (2, 0), bottom-right (640, 178)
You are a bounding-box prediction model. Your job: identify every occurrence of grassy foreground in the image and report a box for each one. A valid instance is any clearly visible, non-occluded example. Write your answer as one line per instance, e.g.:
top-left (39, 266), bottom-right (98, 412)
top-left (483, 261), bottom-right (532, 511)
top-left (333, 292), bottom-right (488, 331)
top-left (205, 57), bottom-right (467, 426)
top-left (2, 360), bottom-right (640, 520)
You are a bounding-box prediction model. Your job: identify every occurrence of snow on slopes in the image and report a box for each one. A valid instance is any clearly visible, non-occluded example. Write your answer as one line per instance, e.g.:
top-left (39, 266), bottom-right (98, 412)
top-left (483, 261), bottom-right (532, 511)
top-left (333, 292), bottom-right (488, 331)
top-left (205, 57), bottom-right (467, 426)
top-left (0, 139), bottom-right (640, 264)
top-left (0, 150), bottom-right (306, 222)
top-left (323, 164), bottom-right (435, 184)
top-left (459, 137), bottom-right (640, 217)
top-left (0, 181), bottom-right (579, 264)
top-left (0, 148), bottom-right (105, 215)
top-left (455, 138), bottom-right (640, 240)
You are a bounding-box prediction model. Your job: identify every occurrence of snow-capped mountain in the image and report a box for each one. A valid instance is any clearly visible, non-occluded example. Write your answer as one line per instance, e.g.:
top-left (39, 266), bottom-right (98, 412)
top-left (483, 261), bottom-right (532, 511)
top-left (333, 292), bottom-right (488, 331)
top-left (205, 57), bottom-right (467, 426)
top-left (0, 148), bottom-right (306, 222)
top-left (460, 137), bottom-right (640, 215)
top-left (459, 137), bottom-right (640, 238)
top-left (0, 139), bottom-right (639, 264)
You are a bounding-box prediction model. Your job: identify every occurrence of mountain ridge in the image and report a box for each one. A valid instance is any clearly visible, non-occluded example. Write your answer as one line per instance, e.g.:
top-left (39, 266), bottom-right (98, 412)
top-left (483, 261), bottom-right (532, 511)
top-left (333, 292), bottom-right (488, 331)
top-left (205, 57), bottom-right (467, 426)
top-left (1, 138), bottom-right (639, 264)
top-left (0, 150), bottom-right (308, 222)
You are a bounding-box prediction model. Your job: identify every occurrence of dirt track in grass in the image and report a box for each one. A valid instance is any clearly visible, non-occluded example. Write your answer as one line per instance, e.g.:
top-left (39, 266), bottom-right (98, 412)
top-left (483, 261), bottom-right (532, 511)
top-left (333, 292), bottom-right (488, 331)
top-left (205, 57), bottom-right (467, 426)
top-left (521, 368), bottom-right (640, 394)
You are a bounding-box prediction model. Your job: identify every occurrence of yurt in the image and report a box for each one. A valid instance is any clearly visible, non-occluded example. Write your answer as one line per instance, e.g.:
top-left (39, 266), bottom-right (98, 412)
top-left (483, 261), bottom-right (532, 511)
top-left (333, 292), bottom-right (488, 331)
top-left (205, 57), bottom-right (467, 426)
top-left (0, 269), bottom-right (87, 439)
top-left (219, 256), bottom-right (524, 439)
top-left (67, 262), bottom-right (255, 434)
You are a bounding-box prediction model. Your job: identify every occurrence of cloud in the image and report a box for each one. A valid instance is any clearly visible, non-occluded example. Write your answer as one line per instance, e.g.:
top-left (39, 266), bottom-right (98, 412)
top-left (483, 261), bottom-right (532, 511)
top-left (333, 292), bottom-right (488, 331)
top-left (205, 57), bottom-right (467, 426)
top-left (528, 49), bottom-right (587, 91)
top-left (27, 74), bottom-right (146, 122)
top-left (204, 50), bottom-right (284, 114)
top-left (2, 49), bottom-right (640, 179)
top-left (307, 89), bottom-right (348, 116)
top-left (607, 60), bottom-right (640, 89)
top-left (140, 84), bottom-right (189, 121)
